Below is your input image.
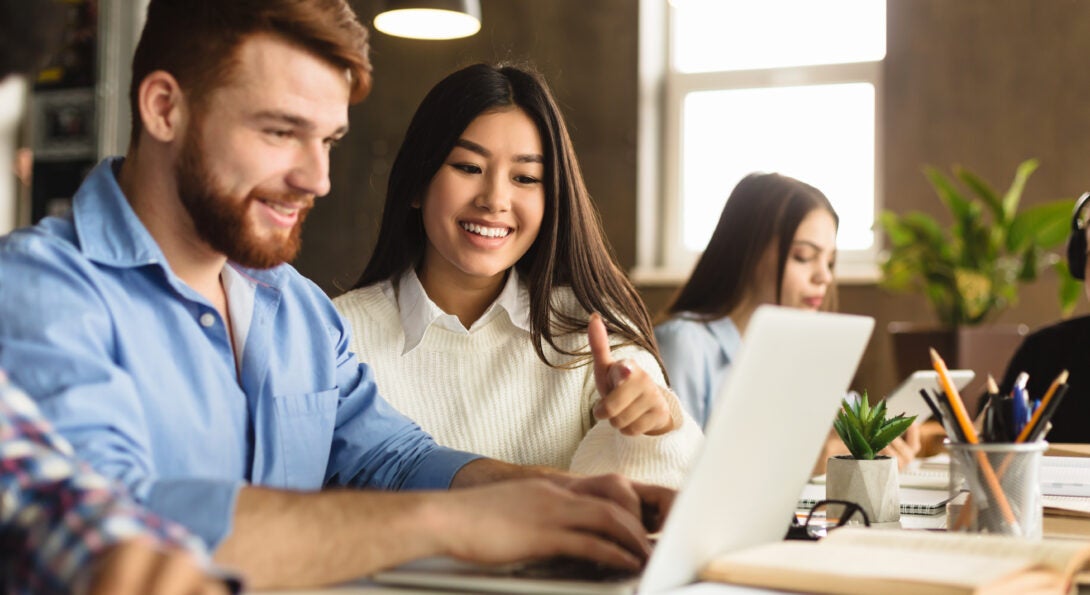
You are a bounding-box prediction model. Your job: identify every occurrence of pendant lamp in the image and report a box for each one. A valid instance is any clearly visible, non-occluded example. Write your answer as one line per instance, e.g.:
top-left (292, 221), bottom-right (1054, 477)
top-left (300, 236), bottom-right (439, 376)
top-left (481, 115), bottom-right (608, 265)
top-left (373, 0), bottom-right (482, 40)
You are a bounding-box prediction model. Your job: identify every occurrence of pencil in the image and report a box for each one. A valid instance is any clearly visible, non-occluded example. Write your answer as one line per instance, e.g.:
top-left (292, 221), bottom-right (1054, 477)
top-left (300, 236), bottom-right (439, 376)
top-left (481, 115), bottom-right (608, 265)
top-left (1030, 384), bottom-right (1069, 443)
top-left (986, 374), bottom-right (1000, 395)
top-left (1016, 370), bottom-right (1068, 443)
top-left (929, 348), bottom-right (977, 443)
top-left (931, 348), bottom-right (1020, 530)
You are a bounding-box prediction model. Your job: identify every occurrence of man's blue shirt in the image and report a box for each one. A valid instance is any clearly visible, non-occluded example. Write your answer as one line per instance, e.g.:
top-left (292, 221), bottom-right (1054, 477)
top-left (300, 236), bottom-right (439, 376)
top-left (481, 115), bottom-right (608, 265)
top-left (0, 158), bottom-right (480, 548)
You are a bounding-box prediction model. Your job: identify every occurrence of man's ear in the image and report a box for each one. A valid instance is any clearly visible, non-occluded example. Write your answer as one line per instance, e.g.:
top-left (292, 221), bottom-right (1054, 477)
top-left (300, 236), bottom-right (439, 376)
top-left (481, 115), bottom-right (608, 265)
top-left (135, 70), bottom-right (188, 143)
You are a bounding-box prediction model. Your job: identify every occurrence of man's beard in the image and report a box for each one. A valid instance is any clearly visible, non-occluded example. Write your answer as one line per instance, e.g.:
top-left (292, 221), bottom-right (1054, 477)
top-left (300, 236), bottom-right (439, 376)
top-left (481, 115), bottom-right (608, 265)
top-left (174, 129), bottom-right (312, 269)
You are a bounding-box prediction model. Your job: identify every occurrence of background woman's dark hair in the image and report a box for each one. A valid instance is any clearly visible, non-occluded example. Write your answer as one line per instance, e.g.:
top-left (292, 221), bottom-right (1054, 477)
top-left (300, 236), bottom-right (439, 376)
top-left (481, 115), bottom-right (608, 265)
top-left (355, 62), bottom-right (663, 371)
top-left (661, 172), bottom-right (839, 320)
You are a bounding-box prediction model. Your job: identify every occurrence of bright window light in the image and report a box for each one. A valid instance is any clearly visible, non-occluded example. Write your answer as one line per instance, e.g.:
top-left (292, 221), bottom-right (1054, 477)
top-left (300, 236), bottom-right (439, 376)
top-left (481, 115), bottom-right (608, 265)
top-left (671, 0), bottom-right (886, 73)
top-left (680, 83), bottom-right (875, 253)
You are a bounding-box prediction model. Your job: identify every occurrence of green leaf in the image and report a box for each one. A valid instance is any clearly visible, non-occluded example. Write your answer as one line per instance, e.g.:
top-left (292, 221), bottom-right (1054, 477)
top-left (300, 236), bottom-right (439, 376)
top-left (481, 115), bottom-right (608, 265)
top-left (866, 397), bottom-right (887, 440)
top-left (832, 397), bottom-right (913, 459)
top-left (846, 421), bottom-right (875, 460)
top-left (1055, 260), bottom-right (1083, 317)
top-left (839, 399), bottom-right (863, 429)
top-left (870, 415), bottom-right (917, 453)
top-left (955, 166), bottom-right (1003, 221)
top-left (833, 415), bottom-right (849, 444)
top-left (1008, 199), bottom-right (1077, 252)
top-left (925, 167), bottom-right (973, 224)
top-left (833, 415), bottom-right (855, 456)
top-left (1000, 159), bottom-right (1039, 222)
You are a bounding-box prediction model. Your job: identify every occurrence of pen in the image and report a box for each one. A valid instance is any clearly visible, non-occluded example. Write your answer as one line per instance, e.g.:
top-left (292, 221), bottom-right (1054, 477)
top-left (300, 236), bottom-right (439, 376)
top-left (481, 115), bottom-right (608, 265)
top-left (1016, 370), bottom-right (1068, 443)
top-left (975, 375), bottom-right (999, 440)
top-left (1010, 372), bottom-right (1029, 436)
top-left (931, 389), bottom-right (965, 443)
top-left (918, 388), bottom-right (944, 423)
top-left (982, 403), bottom-right (997, 442)
top-left (991, 395), bottom-right (1013, 442)
top-left (931, 348), bottom-right (1020, 530)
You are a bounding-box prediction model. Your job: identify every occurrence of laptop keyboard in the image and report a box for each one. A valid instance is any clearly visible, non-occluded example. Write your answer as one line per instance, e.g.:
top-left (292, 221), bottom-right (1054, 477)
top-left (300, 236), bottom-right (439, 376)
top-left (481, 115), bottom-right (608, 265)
top-left (508, 557), bottom-right (640, 583)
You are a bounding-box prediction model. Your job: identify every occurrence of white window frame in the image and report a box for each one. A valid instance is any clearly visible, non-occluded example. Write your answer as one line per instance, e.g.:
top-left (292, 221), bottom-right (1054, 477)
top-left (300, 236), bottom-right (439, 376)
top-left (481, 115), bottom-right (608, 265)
top-left (634, 0), bottom-right (883, 286)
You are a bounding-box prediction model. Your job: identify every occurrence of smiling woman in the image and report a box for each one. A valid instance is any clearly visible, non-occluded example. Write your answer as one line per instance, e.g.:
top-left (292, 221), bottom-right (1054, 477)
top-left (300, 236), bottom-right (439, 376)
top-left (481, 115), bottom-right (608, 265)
top-left (333, 63), bottom-right (703, 488)
top-left (413, 107), bottom-right (545, 319)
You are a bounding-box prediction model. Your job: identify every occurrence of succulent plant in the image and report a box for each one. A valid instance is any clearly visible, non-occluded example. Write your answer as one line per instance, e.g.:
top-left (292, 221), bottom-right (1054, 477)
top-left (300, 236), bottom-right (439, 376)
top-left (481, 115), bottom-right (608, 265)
top-left (833, 392), bottom-right (917, 460)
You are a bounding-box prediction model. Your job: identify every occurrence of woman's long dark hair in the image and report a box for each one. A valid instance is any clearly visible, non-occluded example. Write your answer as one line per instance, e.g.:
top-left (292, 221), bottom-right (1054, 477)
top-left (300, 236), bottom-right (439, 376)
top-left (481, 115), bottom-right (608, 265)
top-left (661, 172), bottom-right (839, 321)
top-left (355, 63), bottom-right (663, 371)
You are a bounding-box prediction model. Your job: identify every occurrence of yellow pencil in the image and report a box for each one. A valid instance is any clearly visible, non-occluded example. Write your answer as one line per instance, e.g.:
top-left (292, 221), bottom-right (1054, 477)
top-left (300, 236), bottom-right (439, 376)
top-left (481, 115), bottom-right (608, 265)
top-left (929, 348), bottom-right (978, 444)
top-left (1015, 369), bottom-right (1069, 444)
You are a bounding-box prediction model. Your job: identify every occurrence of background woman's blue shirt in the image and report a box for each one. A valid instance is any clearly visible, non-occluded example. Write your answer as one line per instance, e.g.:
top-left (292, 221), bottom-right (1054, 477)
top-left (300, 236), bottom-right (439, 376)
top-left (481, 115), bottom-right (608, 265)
top-left (654, 314), bottom-right (742, 429)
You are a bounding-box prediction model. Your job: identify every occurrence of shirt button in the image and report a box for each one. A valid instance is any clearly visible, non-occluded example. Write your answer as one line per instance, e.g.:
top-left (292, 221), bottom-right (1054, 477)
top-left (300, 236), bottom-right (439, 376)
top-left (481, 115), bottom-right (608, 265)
top-left (199, 312), bottom-right (216, 328)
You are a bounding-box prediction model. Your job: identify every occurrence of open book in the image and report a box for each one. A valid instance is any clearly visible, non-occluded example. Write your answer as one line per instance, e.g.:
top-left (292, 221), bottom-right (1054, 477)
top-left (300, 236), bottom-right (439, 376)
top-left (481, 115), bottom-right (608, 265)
top-left (700, 527), bottom-right (1090, 595)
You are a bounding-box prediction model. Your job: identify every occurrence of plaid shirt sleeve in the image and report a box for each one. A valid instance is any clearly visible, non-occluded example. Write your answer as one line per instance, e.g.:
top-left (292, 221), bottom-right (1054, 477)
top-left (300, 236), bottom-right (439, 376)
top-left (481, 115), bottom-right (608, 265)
top-left (0, 370), bottom-right (209, 594)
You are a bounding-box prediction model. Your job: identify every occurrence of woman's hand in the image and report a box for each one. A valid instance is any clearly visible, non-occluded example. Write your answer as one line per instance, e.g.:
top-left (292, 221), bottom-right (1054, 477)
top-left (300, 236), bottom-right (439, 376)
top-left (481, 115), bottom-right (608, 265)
top-left (587, 313), bottom-right (677, 436)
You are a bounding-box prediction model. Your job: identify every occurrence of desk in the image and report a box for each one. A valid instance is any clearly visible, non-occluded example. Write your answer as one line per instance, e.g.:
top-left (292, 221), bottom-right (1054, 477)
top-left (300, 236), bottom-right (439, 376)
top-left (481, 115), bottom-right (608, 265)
top-left (259, 454), bottom-right (1090, 595)
top-left (260, 582), bottom-right (788, 594)
top-left (1049, 443), bottom-right (1090, 458)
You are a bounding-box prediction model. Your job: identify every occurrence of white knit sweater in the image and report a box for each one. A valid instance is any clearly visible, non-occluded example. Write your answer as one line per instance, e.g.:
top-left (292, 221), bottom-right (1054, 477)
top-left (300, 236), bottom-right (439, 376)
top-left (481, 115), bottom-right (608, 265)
top-left (333, 283), bottom-right (703, 488)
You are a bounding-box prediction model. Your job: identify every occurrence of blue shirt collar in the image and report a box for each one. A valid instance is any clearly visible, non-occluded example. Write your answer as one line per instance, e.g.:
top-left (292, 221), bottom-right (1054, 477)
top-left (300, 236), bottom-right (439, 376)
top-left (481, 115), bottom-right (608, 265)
top-left (73, 158), bottom-right (167, 269)
top-left (72, 158), bottom-right (286, 289)
top-left (706, 315), bottom-right (742, 361)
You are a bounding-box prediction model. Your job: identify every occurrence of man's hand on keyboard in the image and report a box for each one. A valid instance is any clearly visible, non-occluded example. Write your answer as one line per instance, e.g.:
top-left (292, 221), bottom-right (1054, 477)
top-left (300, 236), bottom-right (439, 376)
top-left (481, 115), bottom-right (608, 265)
top-left (434, 478), bottom-right (653, 571)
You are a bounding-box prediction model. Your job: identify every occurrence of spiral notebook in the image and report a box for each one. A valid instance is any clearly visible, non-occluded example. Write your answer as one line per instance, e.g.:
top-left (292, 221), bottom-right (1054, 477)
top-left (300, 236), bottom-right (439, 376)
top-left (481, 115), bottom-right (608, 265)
top-left (811, 464), bottom-right (950, 491)
top-left (798, 483), bottom-right (952, 516)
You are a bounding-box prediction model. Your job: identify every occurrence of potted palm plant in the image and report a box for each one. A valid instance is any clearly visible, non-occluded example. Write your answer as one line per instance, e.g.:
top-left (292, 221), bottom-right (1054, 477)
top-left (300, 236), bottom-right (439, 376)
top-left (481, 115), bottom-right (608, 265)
top-left (827, 393), bottom-right (916, 523)
top-left (877, 159), bottom-right (1079, 406)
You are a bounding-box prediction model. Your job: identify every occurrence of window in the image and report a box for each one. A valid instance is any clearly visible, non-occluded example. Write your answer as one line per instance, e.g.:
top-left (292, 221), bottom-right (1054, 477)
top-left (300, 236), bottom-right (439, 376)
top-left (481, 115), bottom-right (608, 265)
top-left (636, 0), bottom-right (886, 283)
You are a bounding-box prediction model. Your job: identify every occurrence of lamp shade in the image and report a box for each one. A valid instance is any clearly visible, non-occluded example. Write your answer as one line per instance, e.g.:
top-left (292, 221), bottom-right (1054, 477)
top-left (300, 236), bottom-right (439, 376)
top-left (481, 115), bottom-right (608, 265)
top-left (373, 0), bottom-right (482, 40)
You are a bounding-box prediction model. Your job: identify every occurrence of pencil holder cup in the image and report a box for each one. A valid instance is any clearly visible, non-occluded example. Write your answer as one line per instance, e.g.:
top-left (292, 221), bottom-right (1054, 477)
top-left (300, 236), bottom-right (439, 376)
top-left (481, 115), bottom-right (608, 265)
top-left (946, 441), bottom-right (1047, 539)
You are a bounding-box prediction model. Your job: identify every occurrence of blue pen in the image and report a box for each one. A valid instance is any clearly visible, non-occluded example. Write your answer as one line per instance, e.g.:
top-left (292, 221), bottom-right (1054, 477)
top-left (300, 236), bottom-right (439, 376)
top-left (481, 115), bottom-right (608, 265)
top-left (1011, 372), bottom-right (1030, 436)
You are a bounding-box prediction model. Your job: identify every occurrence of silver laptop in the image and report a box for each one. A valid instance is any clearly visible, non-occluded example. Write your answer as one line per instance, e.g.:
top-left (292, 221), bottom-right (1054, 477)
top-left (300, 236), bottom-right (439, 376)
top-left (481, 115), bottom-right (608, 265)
top-left (373, 305), bottom-right (875, 594)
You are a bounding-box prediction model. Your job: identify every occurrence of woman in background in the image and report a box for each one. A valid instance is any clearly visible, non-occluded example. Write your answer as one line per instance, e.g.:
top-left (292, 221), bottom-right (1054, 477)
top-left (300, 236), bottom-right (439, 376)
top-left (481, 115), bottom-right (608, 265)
top-left (334, 63), bottom-right (701, 488)
top-left (997, 191), bottom-right (1090, 444)
top-left (655, 173), bottom-right (919, 471)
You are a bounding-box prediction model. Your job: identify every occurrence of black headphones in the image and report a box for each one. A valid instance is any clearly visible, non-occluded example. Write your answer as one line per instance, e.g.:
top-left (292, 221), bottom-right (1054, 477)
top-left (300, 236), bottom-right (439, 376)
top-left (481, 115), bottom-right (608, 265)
top-left (1067, 192), bottom-right (1090, 280)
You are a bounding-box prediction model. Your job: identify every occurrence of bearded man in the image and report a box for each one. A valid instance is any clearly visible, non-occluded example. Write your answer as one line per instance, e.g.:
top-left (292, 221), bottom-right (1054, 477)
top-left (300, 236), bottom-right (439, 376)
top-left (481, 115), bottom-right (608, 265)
top-left (0, 0), bottom-right (669, 590)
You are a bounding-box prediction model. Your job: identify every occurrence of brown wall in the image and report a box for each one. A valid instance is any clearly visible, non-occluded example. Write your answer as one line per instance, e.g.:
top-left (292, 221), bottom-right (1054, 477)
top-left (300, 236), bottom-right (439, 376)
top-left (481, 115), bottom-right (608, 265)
top-left (854, 0), bottom-right (1090, 395)
top-left (296, 0), bottom-right (1090, 399)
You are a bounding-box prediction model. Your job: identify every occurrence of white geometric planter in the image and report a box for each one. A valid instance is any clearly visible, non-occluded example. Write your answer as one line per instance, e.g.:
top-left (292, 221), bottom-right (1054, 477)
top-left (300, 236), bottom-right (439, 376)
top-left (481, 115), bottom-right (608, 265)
top-left (826, 456), bottom-right (900, 523)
